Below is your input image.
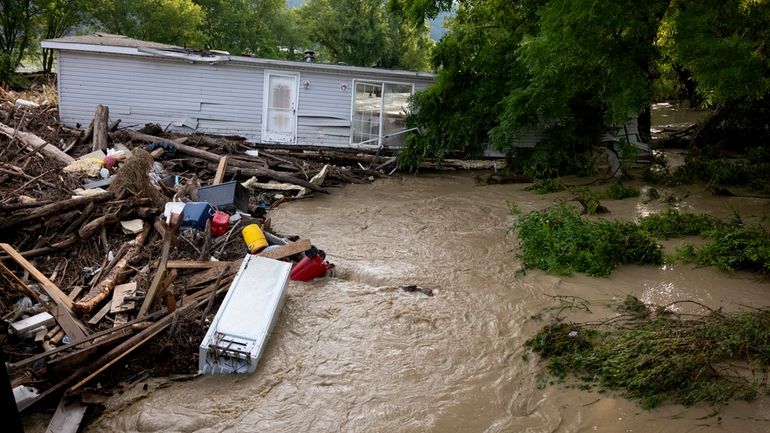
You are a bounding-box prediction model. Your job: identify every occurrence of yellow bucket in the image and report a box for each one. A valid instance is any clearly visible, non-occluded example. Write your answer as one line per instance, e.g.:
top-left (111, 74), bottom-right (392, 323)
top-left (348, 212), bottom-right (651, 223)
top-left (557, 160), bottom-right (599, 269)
top-left (242, 224), bottom-right (268, 254)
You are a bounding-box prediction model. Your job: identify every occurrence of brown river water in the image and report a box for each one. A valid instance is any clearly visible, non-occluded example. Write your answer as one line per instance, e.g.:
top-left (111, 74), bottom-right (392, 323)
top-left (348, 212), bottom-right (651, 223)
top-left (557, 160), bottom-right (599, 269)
top-left (36, 172), bottom-right (770, 432)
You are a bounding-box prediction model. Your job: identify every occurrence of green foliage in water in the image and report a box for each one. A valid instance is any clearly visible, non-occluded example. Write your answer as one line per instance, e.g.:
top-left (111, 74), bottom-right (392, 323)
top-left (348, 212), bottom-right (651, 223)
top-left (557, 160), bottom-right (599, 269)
top-left (677, 226), bottom-right (770, 273)
top-left (511, 203), bottom-right (663, 277)
top-left (642, 154), bottom-right (769, 190)
top-left (639, 209), bottom-right (727, 239)
top-left (596, 183), bottom-right (640, 200)
top-left (526, 299), bottom-right (770, 408)
top-left (523, 179), bottom-right (566, 194)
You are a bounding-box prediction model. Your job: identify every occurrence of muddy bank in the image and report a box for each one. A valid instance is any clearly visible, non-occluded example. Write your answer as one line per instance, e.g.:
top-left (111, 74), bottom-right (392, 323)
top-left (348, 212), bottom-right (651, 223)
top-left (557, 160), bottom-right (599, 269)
top-left (75, 173), bottom-right (770, 433)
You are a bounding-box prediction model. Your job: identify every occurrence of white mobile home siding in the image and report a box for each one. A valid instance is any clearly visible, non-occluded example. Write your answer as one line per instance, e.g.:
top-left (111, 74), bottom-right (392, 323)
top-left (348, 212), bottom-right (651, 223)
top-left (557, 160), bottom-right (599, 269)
top-left (58, 51), bottom-right (264, 140)
top-left (56, 47), bottom-right (433, 148)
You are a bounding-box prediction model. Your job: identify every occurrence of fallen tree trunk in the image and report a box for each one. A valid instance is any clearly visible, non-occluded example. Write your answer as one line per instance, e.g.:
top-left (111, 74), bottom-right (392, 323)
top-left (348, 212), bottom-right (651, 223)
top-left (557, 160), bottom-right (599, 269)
top-left (0, 192), bottom-right (114, 231)
top-left (73, 223), bottom-right (149, 315)
top-left (0, 123), bottom-right (75, 165)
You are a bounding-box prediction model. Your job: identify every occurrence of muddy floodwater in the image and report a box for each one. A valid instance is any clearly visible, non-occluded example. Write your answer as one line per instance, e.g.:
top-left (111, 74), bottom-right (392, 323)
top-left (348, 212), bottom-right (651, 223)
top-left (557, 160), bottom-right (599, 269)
top-left (80, 173), bottom-right (770, 433)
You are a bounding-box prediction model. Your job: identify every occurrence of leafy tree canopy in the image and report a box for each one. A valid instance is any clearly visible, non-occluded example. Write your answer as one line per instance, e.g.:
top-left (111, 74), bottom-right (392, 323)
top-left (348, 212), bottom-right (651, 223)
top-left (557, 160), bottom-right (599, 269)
top-left (394, 0), bottom-right (770, 172)
top-left (92, 0), bottom-right (206, 47)
top-left (298, 0), bottom-right (432, 70)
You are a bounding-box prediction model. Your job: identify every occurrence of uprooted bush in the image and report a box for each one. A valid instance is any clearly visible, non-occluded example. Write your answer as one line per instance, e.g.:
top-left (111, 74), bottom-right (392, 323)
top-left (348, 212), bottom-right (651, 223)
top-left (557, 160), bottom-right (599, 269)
top-left (526, 297), bottom-right (770, 408)
top-left (511, 203), bottom-right (663, 276)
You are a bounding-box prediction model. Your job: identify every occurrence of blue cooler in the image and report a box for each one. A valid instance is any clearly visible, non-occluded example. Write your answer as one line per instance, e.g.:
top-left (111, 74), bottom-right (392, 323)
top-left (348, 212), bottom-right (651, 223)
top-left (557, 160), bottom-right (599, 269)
top-left (182, 202), bottom-right (214, 230)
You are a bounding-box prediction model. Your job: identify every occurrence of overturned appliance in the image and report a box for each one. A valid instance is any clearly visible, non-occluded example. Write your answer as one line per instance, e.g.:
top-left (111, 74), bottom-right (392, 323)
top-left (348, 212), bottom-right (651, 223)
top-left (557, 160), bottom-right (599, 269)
top-left (198, 255), bottom-right (291, 374)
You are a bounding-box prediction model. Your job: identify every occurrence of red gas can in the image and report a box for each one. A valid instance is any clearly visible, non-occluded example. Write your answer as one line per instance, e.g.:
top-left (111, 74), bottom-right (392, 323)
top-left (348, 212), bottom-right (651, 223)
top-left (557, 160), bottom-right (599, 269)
top-left (210, 210), bottom-right (230, 237)
top-left (290, 249), bottom-right (334, 281)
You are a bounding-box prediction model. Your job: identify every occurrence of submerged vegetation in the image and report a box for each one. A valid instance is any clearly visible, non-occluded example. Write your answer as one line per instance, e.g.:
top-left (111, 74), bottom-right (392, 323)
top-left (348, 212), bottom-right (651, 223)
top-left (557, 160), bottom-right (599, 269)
top-left (523, 179), bottom-right (566, 194)
top-left (527, 297), bottom-right (770, 408)
top-left (511, 203), bottom-right (663, 277)
top-left (511, 205), bottom-right (770, 276)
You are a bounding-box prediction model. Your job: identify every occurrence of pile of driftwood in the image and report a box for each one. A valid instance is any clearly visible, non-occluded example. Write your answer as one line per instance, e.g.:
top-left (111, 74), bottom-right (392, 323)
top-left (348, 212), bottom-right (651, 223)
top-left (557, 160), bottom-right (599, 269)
top-left (0, 88), bottom-right (383, 430)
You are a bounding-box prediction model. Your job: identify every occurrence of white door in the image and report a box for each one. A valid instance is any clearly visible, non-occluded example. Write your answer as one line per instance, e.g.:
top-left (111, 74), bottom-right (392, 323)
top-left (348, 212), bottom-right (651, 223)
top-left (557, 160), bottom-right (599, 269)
top-left (262, 72), bottom-right (298, 143)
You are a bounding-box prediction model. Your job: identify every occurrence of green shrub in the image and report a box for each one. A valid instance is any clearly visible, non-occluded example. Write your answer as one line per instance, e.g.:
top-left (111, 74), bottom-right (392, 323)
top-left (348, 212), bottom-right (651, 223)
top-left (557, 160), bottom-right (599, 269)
top-left (523, 178), bottom-right (566, 194)
top-left (686, 226), bottom-right (770, 272)
top-left (527, 299), bottom-right (770, 408)
top-left (597, 182), bottom-right (640, 200)
top-left (512, 203), bottom-right (663, 276)
top-left (639, 209), bottom-right (727, 239)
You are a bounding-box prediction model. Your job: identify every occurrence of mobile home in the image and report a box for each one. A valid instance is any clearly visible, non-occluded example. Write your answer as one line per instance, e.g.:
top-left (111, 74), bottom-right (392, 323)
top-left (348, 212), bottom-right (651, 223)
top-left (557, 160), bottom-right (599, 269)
top-left (41, 33), bottom-right (435, 150)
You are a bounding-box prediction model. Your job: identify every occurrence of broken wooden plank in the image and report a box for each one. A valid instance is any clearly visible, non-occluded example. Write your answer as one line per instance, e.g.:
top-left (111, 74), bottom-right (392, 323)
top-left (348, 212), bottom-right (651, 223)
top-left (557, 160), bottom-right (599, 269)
top-left (67, 288), bottom-right (225, 395)
top-left (0, 243), bottom-right (73, 309)
top-left (258, 239), bottom-right (312, 260)
top-left (86, 302), bottom-right (111, 325)
top-left (166, 260), bottom-right (233, 269)
top-left (110, 282), bottom-right (137, 314)
top-left (46, 397), bottom-right (87, 433)
top-left (213, 155), bottom-right (229, 185)
top-left (138, 231), bottom-right (172, 317)
top-left (0, 261), bottom-right (86, 341)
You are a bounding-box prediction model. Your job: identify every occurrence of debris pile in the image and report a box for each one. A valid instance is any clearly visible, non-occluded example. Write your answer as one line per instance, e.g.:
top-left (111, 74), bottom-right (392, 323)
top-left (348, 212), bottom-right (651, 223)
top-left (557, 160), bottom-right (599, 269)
top-left (0, 79), bottom-right (364, 427)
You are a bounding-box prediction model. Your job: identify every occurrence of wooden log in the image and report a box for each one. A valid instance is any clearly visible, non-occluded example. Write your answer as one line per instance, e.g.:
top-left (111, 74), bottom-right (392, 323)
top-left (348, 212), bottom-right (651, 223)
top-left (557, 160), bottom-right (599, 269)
top-left (0, 123), bottom-right (75, 165)
top-left (92, 105), bottom-right (109, 152)
top-left (73, 224), bottom-right (148, 314)
top-left (0, 192), bottom-right (113, 231)
top-left (213, 155), bottom-right (229, 185)
top-left (77, 213), bottom-right (118, 240)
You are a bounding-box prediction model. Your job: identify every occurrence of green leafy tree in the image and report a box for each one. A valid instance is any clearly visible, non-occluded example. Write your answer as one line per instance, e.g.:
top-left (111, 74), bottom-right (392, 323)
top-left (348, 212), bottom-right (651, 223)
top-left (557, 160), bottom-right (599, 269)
top-left (39, 0), bottom-right (90, 73)
top-left (394, 0), bottom-right (770, 172)
top-left (92, 0), bottom-right (206, 47)
top-left (0, 0), bottom-right (36, 83)
top-left (195, 0), bottom-right (286, 57)
top-left (299, 0), bottom-right (431, 69)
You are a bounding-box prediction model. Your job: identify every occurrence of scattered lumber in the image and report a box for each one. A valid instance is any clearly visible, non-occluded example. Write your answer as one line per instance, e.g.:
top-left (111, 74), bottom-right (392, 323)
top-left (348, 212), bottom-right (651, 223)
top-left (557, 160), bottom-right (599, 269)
top-left (0, 248), bottom-right (87, 341)
top-left (73, 224), bottom-right (149, 314)
top-left (0, 122), bottom-right (75, 165)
